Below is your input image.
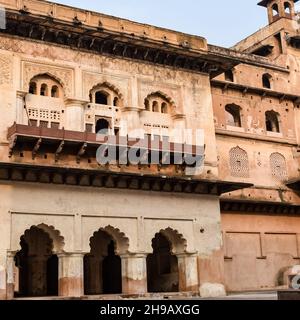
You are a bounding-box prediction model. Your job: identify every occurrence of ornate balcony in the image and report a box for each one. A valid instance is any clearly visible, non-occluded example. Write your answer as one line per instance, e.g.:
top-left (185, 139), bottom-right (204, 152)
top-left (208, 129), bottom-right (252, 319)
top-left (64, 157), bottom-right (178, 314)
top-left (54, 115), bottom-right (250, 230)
top-left (3, 123), bottom-right (253, 195)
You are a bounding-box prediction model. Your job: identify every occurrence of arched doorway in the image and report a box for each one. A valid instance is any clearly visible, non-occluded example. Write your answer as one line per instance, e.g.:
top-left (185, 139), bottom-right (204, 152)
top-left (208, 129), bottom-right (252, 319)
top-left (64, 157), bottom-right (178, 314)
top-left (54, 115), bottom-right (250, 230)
top-left (84, 230), bottom-right (122, 295)
top-left (147, 233), bottom-right (179, 293)
top-left (14, 227), bottom-right (59, 297)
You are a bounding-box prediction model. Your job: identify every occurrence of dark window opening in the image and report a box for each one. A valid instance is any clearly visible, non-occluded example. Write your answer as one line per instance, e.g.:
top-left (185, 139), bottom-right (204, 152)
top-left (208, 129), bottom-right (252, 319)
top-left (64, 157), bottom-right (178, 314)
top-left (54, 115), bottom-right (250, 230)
top-left (152, 101), bottom-right (159, 112)
top-left (145, 100), bottom-right (150, 111)
top-left (113, 97), bottom-right (119, 107)
top-left (96, 118), bottom-right (110, 134)
top-left (284, 2), bottom-right (291, 15)
top-left (225, 70), bottom-right (234, 82)
top-left (161, 102), bottom-right (168, 114)
top-left (40, 84), bottom-right (48, 96)
top-left (95, 91), bottom-right (108, 105)
top-left (262, 74), bottom-right (272, 89)
top-left (29, 82), bottom-right (37, 95)
top-left (51, 86), bottom-right (59, 98)
top-left (225, 104), bottom-right (242, 127)
top-left (266, 111), bottom-right (280, 133)
top-left (272, 3), bottom-right (279, 16)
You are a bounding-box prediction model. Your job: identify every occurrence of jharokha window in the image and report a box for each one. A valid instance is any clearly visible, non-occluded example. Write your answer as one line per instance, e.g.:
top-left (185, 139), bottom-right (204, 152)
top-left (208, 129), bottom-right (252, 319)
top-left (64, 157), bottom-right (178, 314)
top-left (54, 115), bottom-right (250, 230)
top-left (28, 74), bottom-right (62, 98)
top-left (144, 92), bottom-right (173, 114)
top-left (89, 82), bottom-right (123, 107)
top-left (225, 104), bottom-right (242, 127)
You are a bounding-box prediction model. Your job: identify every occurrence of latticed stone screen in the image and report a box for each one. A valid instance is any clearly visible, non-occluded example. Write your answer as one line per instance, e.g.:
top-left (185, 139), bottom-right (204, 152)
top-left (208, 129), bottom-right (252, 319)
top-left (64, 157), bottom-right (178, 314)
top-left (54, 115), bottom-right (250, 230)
top-left (229, 147), bottom-right (249, 178)
top-left (270, 153), bottom-right (288, 181)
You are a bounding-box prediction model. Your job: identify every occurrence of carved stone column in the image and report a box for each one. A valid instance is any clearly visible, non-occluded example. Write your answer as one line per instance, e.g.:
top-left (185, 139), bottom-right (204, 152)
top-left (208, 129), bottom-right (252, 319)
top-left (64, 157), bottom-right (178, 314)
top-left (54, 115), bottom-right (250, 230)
top-left (177, 253), bottom-right (199, 292)
top-left (121, 254), bottom-right (148, 295)
top-left (64, 99), bottom-right (88, 132)
top-left (58, 253), bottom-right (84, 298)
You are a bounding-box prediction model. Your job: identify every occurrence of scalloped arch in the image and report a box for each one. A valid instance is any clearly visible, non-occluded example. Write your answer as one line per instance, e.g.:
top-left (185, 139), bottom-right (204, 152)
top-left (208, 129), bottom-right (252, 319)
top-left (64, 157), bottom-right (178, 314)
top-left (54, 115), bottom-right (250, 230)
top-left (20, 224), bottom-right (65, 254)
top-left (90, 81), bottom-right (124, 99)
top-left (145, 91), bottom-right (176, 108)
top-left (90, 225), bottom-right (129, 255)
top-left (156, 227), bottom-right (187, 254)
top-left (29, 73), bottom-right (65, 93)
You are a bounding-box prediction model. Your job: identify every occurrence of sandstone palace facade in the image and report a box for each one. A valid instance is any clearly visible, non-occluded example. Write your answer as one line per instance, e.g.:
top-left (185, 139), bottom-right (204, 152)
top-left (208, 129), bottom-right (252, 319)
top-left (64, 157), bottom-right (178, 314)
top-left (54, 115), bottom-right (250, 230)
top-left (0, 0), bottom-right (299, 299)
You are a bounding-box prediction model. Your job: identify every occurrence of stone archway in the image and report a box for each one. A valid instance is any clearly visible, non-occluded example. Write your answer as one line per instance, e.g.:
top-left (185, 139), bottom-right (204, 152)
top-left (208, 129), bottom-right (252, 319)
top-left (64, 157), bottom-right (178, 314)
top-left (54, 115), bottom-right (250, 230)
top-left (14, 225), bottom-right (64, 298)
top-left (146, 228), bottom-right (198, 293)
top-left (84, 226), bottom-right (129, 295)
top-left (147, 232), bottom-right (179, 293)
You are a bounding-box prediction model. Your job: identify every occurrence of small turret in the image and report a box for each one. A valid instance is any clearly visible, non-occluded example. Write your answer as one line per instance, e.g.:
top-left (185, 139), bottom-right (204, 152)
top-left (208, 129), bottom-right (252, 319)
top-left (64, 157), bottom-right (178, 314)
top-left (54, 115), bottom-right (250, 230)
top-left (258, 0), bottom-right (298, 24)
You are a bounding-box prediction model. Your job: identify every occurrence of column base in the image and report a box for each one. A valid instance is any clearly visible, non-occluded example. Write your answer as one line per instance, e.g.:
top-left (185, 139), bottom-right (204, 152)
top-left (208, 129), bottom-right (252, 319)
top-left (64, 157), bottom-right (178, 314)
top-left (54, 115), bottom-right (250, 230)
top-left (59, 277), bottom-right (83, 298)
top-left (121, 254), bottom-right (147, 295)
top-left (58, 253), bottom-right (84, 298)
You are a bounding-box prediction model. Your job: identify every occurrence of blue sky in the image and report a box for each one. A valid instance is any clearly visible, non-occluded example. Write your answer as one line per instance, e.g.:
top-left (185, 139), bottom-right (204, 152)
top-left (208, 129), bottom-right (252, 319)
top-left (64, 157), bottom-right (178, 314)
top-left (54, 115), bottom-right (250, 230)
top-left (52, 1), bottom-right (299, 47)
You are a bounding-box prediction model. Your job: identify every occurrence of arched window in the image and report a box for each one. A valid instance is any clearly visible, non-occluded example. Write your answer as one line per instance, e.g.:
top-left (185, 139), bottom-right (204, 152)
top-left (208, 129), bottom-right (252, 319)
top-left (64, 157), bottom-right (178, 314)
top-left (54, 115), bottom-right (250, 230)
top-left (152, 101), bottom-right (159, 112)
top-left (51, 85), bottom-right (59, 98)
top-left (95, 91), bottom-right (108, 105)
top-left (229, 147), bottom-right (249, 178)
top-left (265, 110), bottom-right (280, 133)
top-left (272, 3), bottom-right (279, 16)
top-left (161, 102), bottom-right (168, 114)
top-left (113, 97), bottom-right (119, 107)
top-left (89, 82), bottom-right (123, 107)
top-left (96, 118), bottom-right (110, 134)
top-left (270, 153), bottom-right (288, 181)
top-left (284, 2), bottom-right (291, 14)
top-left (145, 100), bottom-right (150, 111)
top-left (262, 73), bottom-right (272, 89)
top-left (144, 92), bottom-right (173, 114)
top-left (40, 84), bottom-right (48, 96)
top-left (29, 82), bottom-right (37, 95)
top-left (225, 70), bottom-right (234, 82)
top-left (225, 104), bottom-right (242, 127)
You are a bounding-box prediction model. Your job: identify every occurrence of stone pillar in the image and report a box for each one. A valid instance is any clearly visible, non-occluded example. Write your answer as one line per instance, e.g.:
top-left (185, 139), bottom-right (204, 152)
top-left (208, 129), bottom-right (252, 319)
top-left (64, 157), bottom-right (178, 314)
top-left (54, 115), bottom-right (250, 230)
top-left (6, 252), bottom-right (15, 300)
top-left (58, 253), bottom-right (84, 298)
top-left (172, 114), bottom-right (186, 143)
top-left (64, 99), bottom-right (88, 132)
top-left (177, 254), bottom-right (199, 292)
top-left (16, 91), bottom-right (27, 125)
top-left (121, 254), bottom-right (147, 295)
top-left (0, 264), bottom-right (6, 300)
top-left (121, 107), bottom-right (141, 137)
